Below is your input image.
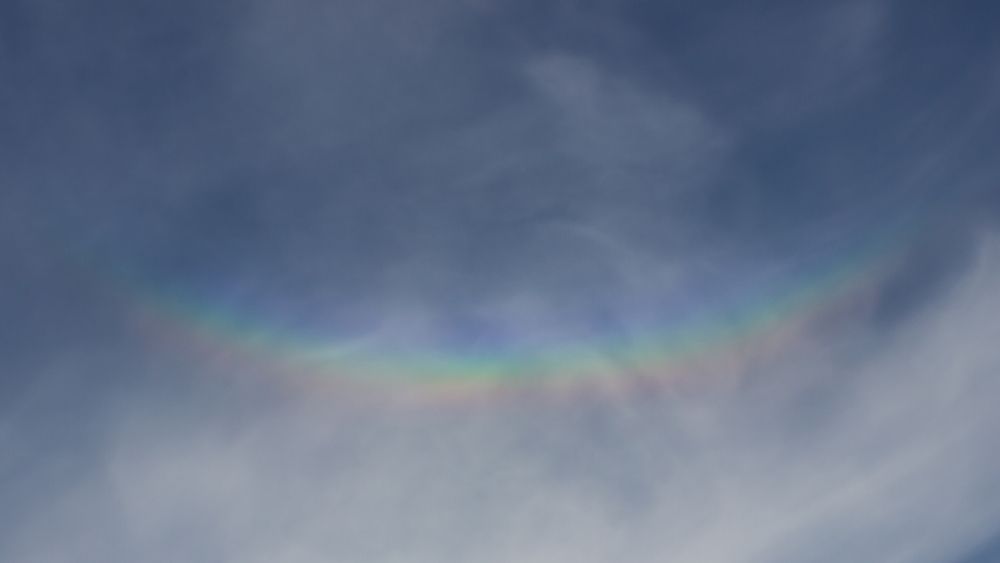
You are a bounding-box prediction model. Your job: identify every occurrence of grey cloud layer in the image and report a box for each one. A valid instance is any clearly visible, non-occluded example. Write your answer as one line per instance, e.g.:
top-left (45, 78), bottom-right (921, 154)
top-left (2, 1), bottom-right (1000, 562)
top-left (5, 237), bottom-right (1000, 563)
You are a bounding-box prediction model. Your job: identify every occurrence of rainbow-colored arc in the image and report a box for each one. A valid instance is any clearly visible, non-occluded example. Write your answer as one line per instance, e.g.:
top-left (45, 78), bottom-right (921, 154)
top-left (119, 223), bottom-right (909, 403)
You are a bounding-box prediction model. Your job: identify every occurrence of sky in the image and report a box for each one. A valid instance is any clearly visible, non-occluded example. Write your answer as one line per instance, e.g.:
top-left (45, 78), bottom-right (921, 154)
top-left (2, 1), bottom-right (1000, 561)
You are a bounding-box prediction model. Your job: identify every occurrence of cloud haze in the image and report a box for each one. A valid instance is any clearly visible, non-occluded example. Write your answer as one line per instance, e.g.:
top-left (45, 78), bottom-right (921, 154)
top-left (2, 1), bottom-right (1000, 562)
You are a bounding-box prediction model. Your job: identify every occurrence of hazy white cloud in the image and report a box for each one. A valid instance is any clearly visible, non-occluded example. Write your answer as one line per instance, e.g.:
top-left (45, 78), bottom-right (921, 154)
top-left (4, 233), bottom-right (998, 563)
top-left (3, 2), bottom-right (1000, 562)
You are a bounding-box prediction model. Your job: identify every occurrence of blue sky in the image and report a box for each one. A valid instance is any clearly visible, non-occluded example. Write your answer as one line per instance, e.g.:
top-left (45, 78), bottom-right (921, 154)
top-left (2, 1), bottom-right (1000, 561)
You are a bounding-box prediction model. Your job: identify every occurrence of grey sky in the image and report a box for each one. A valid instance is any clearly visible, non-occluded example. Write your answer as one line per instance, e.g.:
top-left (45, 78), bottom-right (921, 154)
top-left (2, 1), bottom-right (1000, 561)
